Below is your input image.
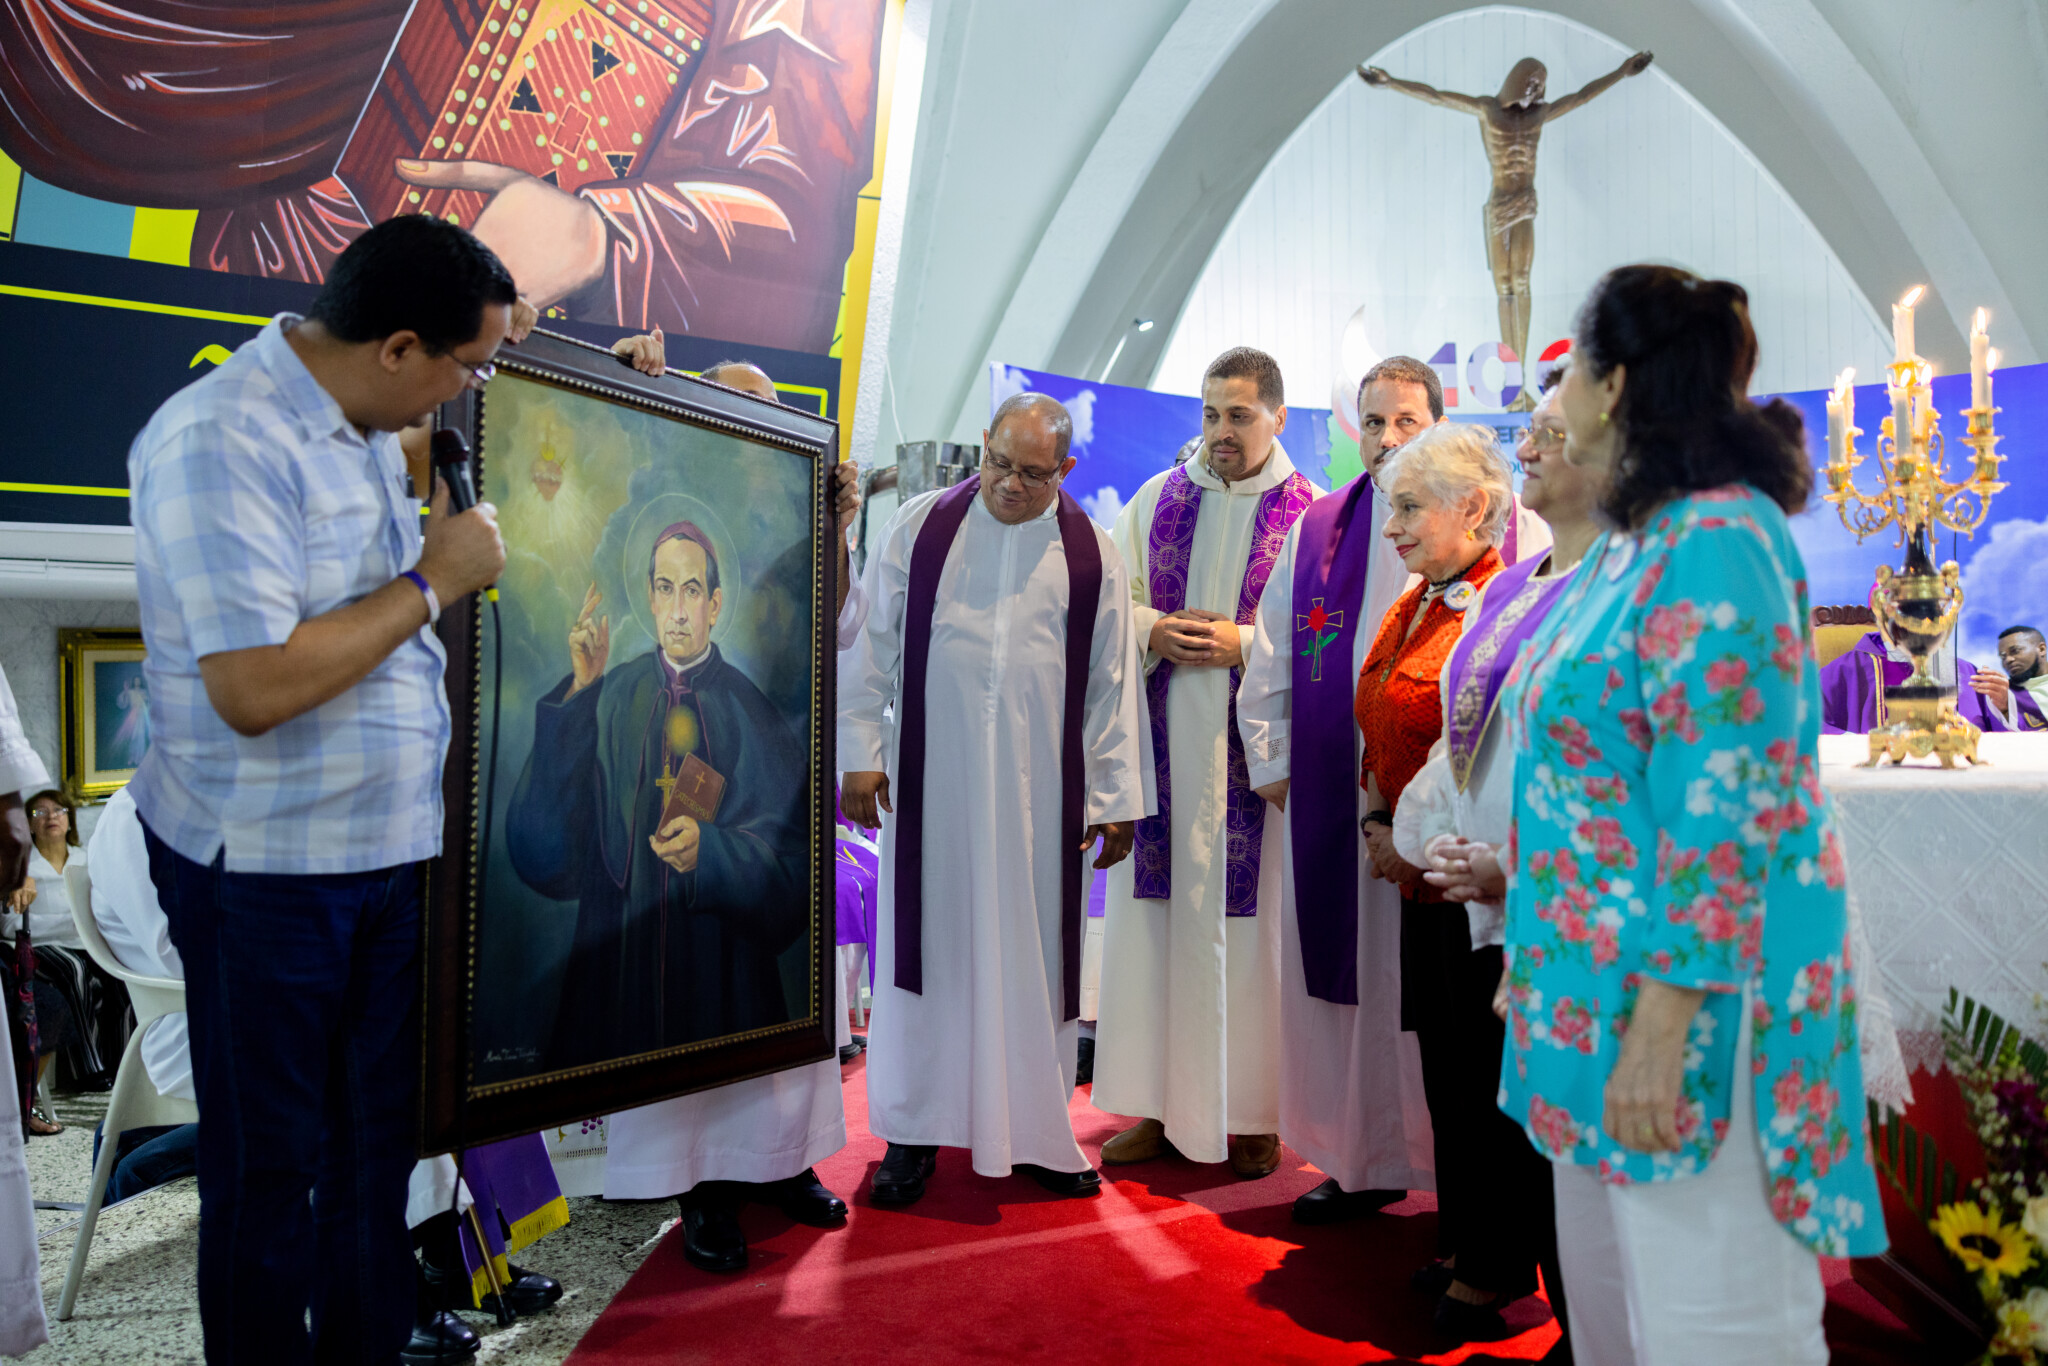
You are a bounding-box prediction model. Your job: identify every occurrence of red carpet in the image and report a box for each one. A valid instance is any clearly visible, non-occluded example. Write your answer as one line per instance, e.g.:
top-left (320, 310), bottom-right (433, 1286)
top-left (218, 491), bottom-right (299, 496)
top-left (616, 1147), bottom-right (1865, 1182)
top-left (566, 1054), bottom-right (1929, 1364)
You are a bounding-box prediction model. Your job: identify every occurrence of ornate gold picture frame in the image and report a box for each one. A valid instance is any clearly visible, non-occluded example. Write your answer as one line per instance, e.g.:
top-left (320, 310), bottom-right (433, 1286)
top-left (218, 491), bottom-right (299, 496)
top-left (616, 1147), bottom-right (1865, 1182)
top-left (420, 329), bottom-right (838, 1153)
top-left (57, 627), bottom-right (148, 800)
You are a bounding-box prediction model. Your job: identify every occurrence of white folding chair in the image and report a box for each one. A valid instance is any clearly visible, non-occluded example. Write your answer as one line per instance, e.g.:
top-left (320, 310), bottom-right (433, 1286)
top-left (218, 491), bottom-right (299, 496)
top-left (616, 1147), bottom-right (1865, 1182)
top-left (55, 862), bottom-right (196, 1321)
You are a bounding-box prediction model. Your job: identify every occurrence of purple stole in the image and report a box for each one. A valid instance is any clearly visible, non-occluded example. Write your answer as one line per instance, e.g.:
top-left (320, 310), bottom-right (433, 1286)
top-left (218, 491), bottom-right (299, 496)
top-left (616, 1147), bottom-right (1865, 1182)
top-left (1286, 473), bottom-right (1380, 1005)
top-left (1444, 556), bottom-right (1572, 790)
top-left (1132, 464), bottom-right (1315, 915)
top-left (2017, 686), bottom-right (2048, 731)
top-left (893, 478), bottom-right (1103, 1021)
top-left (454, 1135), bottom-right (567, 1306)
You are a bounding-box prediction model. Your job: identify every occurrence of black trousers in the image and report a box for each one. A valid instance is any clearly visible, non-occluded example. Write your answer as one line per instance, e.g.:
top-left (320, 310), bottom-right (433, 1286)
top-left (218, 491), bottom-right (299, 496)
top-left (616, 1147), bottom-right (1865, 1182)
top-left (1402, 898), bottom-right (1569, 1332)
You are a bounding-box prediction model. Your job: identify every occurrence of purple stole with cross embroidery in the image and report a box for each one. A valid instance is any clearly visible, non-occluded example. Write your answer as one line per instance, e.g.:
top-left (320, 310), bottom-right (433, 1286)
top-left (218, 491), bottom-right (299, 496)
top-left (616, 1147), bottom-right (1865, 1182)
top-left (1286, 473), bottom-right (1379, 1005)
top-left (1443, 555), bottom-right (1573, 790)
top-left (892, 478), bottom-right (1103, 1021)
top-left (1132, 463), bottom-right (1314, 914)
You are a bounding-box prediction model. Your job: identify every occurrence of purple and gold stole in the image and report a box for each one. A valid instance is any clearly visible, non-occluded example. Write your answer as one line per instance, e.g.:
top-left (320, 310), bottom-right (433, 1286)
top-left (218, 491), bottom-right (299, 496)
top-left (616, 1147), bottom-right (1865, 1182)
top-left (893, 478), bottom-right (1103, 1021)
top-left (1132, 463), bottom-right (1315, 915)
top-left (1443, 555), bottom-right (1573, 790)
top-left (1286, 473), bottom-right (1379, 1005)
top-left (2017, 687), bottom-right (2048, 731)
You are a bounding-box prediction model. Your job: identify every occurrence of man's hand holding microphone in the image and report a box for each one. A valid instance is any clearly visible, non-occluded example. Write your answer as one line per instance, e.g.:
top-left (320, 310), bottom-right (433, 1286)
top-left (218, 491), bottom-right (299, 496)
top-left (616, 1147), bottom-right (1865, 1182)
top-left (412, 429), bottom-right (506, 617)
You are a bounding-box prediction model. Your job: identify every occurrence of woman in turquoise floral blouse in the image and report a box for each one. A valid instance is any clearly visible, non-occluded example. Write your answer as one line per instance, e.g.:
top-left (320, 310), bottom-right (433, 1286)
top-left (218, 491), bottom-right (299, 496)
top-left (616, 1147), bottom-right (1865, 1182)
top-left (1497, 266), bottom-right (1887, 1365)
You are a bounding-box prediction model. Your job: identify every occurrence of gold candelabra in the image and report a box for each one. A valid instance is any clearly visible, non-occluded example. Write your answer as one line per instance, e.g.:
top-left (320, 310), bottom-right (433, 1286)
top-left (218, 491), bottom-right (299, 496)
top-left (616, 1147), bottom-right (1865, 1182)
top-left (1821, 291), bottom-right (2005, 768)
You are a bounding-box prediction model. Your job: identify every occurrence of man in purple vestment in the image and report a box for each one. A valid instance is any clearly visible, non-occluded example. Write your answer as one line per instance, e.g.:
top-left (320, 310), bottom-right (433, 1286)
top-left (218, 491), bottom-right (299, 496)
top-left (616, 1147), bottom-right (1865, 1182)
top-left (1240, 355), bottom-right (1449, 1229)
top-left (1819, 630), bottom-right (2008, 735)
top-left (1094, 347), bottom-right (1316, 1179)
top-left (1975, 625), bottom-right (2048, 731)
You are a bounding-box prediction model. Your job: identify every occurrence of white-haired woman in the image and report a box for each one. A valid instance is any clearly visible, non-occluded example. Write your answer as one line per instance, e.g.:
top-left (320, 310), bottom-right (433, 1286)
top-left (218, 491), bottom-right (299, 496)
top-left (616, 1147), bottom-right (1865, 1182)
top-left (1391, 368), bottom-right (1597, 1352)
top-left (1350, 423), bottom-right (1538, 1343)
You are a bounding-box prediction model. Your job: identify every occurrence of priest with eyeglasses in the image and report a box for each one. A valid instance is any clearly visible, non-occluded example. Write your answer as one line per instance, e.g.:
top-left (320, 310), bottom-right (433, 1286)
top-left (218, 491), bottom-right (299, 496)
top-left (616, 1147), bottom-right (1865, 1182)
top-left (840, 393), bottom-right (1152, 1203)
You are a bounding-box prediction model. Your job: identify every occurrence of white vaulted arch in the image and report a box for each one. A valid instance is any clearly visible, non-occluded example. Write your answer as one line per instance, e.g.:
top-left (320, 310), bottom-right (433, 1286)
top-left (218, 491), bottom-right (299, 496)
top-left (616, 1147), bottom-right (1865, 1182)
top-left (1154, 7), bottom-right (1894, 412)
top-left (907, 0), bottom-right (2042, 446)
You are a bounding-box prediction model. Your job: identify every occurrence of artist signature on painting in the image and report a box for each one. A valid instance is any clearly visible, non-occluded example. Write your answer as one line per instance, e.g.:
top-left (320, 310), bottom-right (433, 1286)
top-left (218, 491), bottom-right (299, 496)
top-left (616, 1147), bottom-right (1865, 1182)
top-left (483, 1046), bottom-right (541, 1066)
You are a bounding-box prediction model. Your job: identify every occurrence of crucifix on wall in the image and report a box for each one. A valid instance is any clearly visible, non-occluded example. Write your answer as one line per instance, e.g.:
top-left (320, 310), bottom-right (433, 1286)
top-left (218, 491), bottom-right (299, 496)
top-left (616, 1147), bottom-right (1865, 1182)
top-left (1359, 50), bottom-right (1653, 409)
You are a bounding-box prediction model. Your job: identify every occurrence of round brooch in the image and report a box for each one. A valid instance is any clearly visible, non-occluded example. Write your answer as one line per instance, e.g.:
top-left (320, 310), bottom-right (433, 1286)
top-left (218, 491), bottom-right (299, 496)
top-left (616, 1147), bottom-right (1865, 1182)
top-left (1444, 581), bottom-right (1479, 613)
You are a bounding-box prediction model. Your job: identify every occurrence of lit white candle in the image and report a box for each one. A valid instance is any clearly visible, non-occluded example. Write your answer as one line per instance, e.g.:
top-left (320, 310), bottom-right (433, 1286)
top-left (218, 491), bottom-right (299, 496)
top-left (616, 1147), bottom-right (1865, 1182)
top-left (1988, 346), bottom-right (2000, 414)
top-left (1826, 369), bottom-right (1853, 467)
top-left (1914, 363), bottom-right (1937, 445)
top-left (1841, 368), bottom-right (1855, 452)
top-left (1971, 308), bottom-right (1991, 411)
top-left (1890, 375), bottom-right (1913, 454)
top-left (1893, 285), bottom-right (1924, 363)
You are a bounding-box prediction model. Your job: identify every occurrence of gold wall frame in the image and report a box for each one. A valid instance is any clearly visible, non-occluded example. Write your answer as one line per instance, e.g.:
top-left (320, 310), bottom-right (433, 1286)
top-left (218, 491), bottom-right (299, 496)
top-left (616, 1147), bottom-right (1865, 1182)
top-left (56, 627), bottom-right (147, 799)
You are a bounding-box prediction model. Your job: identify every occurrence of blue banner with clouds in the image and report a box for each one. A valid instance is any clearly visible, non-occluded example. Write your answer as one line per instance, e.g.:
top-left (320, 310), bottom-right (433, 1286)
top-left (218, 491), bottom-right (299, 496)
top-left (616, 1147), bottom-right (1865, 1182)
top-left (994, 360), bottom-right (2047, 665)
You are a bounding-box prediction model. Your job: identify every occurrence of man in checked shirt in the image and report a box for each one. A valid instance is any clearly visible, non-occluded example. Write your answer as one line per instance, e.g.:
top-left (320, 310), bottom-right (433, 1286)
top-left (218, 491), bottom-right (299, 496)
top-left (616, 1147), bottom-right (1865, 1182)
top-left (127, 215), bottom-right (510, 1365)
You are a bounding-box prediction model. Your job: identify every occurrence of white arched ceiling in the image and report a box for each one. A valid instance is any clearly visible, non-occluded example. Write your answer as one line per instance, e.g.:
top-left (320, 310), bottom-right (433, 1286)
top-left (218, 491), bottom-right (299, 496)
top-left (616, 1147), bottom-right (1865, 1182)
top-left (1154, 7), bottom-right (1893, 411)
top-left (885, 0), bottom-right (2044, 449)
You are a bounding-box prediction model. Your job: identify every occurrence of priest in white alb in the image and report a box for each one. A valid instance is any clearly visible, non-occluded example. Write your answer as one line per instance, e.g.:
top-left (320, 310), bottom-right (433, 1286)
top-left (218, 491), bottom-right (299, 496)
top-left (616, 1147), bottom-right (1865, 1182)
top-left (1236, 357), bottom-right (1453, 1224)
top-left (841, 393), bottom-right (1150, 1203)
top-left (1092, 347), bottom-right (1315, 1179)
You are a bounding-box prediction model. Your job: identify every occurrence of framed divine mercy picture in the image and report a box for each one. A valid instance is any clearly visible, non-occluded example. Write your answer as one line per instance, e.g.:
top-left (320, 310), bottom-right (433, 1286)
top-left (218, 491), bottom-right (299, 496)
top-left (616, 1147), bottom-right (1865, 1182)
top-left (58, 628), bottom-right (149, 800)
top-left (420, 328), bottom-right (839, 1154)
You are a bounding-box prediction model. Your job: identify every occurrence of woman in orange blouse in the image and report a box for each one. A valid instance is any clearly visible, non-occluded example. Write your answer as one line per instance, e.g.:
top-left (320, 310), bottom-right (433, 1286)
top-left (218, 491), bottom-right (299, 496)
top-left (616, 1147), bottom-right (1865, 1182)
top-left (1352, 423), bottom-right (1539, 1345)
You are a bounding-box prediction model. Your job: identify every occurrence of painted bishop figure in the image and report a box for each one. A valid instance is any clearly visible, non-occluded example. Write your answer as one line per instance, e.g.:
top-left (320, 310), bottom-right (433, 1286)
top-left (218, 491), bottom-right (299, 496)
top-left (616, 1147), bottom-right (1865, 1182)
top-left (841, 392), bottom-right (1151, 1204)
top-left (1092, 348), bottom-right (1315, 1178)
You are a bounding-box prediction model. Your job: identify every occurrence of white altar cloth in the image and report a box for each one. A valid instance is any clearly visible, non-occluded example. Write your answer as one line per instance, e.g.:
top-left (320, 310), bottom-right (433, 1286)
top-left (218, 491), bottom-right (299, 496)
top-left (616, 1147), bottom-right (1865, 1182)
top-left (1819, 732), bottom-right (2048, 1079)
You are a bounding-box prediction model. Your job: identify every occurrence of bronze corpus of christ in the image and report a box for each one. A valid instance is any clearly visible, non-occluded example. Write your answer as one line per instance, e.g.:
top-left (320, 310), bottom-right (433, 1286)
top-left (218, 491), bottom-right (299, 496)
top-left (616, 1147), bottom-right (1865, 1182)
top-left (1359, 51), bottom-right (1653, 410)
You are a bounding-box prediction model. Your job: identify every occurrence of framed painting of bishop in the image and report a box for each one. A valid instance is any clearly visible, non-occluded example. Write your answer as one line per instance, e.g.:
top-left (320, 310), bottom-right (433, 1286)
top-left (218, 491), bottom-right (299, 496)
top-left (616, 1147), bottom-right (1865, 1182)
top-left (418, 328), bottom-right (840, 1152)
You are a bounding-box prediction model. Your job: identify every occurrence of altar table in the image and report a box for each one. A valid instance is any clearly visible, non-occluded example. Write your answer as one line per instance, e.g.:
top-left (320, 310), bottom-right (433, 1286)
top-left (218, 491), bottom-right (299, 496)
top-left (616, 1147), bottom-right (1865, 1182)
top-left (1819, 731), bottom-right (2048, 1354)
top-left (1820, 731), bottom-right (2048, 1073)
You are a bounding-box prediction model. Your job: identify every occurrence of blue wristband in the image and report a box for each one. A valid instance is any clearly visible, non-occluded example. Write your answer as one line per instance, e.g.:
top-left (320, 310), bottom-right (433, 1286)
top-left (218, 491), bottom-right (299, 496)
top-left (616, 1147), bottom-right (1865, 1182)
top-left (400, 570), bottom-right (440, 626)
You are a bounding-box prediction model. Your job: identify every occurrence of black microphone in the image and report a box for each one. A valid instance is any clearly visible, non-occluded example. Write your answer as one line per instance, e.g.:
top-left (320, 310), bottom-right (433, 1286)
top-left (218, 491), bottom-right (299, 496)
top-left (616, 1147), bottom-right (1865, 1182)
top-left (431, 429), bottom-right (479, 513)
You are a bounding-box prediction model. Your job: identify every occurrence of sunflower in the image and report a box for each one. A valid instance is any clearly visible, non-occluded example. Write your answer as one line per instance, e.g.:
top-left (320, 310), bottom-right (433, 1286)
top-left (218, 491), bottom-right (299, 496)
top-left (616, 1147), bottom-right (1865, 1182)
top-left (1931, 1202), bottom-right (2038, 1283)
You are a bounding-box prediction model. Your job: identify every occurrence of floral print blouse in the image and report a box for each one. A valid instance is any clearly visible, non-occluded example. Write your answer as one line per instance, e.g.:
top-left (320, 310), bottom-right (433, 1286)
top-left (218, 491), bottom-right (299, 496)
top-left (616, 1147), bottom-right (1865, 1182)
top-left (1497, 485), bottom-right (1887, 1258)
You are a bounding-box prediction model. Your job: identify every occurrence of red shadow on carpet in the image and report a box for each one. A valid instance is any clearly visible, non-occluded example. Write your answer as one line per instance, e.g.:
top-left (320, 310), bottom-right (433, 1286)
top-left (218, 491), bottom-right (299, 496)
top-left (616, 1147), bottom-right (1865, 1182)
top-left (564, 1057), bottom-right (1931, 1364)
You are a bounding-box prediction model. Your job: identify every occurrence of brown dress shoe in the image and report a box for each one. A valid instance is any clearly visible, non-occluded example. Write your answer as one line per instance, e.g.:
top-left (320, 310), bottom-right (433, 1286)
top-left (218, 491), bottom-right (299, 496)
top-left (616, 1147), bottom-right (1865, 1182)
top-left (1100, 1118), bottom-right (1169, 1164)
top-left (1227, 1132), bottom-right (1281, 1178)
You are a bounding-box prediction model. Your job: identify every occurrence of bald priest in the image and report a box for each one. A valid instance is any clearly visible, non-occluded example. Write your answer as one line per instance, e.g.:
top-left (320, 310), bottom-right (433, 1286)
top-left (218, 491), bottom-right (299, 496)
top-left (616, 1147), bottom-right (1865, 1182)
top-left (841, 392), bottom-right (1152, 1202)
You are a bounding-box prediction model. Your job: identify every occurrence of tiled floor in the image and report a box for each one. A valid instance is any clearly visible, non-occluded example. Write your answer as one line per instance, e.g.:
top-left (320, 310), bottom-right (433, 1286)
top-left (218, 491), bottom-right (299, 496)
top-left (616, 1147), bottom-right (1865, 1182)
top-left (23, 1089), bottom-right (676, 1364)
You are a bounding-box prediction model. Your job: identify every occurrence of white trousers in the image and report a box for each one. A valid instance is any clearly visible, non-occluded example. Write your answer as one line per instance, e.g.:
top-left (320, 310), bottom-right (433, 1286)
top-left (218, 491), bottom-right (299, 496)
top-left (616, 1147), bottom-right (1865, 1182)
top-left (1551, 990), bottom-right (1827, 1366)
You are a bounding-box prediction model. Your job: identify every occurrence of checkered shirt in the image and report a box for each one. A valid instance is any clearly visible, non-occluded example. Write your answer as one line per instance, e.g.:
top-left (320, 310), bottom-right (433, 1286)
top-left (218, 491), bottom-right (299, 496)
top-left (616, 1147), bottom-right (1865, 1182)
top-left (128, 316), bottom-right (449, 874)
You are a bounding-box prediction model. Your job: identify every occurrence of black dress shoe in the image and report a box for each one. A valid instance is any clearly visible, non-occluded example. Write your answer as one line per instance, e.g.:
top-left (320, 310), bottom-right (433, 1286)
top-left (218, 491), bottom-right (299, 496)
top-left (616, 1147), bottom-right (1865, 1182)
top-left (1291, 1177), bottom-right (1403, 1225)
top-left (400, 1309), bottom-right (480, 1365)
top-left (769, 1168), bottom-right (848, 1226)
top-left (1434, 1289), bottom-right (1515, 1342)
top-left (1075, 1035), bottom-right (1096, 1086)
top-left (1015, 1164), bottom-right (1102, 1198)
top-left (1411, 1258), bottom-right (1455, 1296)
top-left (870, 1143), bottom-right (938, 1205)
top-left (421, 1256), bottom-right (505, 1326)
top-left (678, 1196), bottom-right (747, 1274)
top-left (480, 1264), bottom-right (562, 1318)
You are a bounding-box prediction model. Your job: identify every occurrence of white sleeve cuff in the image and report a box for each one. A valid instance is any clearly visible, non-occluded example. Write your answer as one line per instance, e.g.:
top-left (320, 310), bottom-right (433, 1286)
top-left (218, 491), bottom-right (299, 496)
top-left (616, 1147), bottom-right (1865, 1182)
top-left (1244, 724), bottom-right (1290, 789)
top-left (0, 739), bottom-right (52, 798)
top-left (838, 720), bottom-right (889, 775)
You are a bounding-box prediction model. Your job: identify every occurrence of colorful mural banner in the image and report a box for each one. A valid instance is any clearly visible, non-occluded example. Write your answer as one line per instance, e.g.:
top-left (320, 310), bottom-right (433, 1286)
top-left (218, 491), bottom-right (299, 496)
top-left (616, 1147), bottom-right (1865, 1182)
top-left (0, 242), bottom-right (840, 527)
top-left (998, 361), bottom-right (2047, 664)
top-left (0, 0), bottom-right (899, 524)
